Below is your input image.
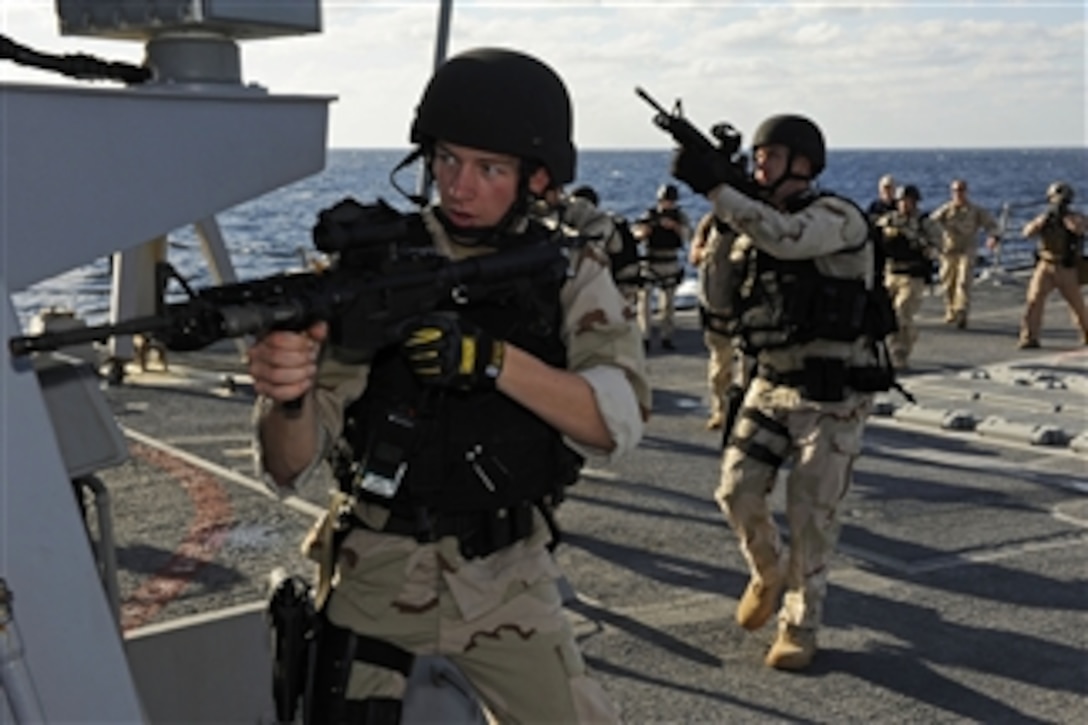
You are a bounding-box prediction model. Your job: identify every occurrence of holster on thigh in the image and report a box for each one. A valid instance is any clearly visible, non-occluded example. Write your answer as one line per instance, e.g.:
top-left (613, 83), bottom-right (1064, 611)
top-left (730, 406), bottom-right (791, 471)
top-left (303, 613), bottom-right (414, 725)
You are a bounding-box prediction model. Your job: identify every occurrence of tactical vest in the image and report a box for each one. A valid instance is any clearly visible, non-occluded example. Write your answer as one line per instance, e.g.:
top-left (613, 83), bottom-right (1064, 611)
top-left (1038, 215), bottom-right (1080, 267)
top-left (335, 227), bottom-right (584, 516)
top-left (609, 215), bottom-right (642, 281)
top-left (644, 208), bottom-right (685, 256)
top-left (883, 217), bottom-right (932, 278)
top-left (734, 192), bottom-right (896, 353)
top-left (698, 226), bottom-right (744, 335)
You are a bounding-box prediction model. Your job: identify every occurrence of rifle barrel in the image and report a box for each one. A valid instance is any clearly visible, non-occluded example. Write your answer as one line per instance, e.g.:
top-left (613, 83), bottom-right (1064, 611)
top-left (8, 315), bottom-right (169, 357)
top-left (635, 86), bottom-right (670, 116)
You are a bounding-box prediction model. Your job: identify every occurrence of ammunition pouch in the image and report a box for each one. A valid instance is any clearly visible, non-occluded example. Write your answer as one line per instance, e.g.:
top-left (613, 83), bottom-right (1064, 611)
top-left (740, 259), bottom-right (887, 350)
top-left (759, 356), bottom-right (894, 402)
top-left (352, 500), bottom-right (539, 560)
top-left (304, 612), bottom-right (414, 725)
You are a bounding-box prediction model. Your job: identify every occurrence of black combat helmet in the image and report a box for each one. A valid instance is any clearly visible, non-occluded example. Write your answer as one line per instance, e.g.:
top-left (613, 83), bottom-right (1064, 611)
top-left (751, 114), bottom-right (826, 177)
top-left (658, 183), bottom-right (680, 201)
top-left (410, 47), bottom-right (575, 185)
top-left (896, 184), bottom-right (921, 201)
top-left (1046, 181), bottom-right (1074, 205)
top-left (571, 185), bottom-right (600, 206)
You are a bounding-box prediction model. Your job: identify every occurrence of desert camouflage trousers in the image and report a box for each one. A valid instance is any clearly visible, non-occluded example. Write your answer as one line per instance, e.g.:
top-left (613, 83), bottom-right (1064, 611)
top-left (637, 260), bottom-right (682, 344)
top-left (939, 249), bottom-right (976, 321)
top-left (637, 283), bottom-right (678, 343)
top-left (715, 378), bottom-right (872, 631)
top-left (1020, 261), bottom-right (1088, 344)
top-left (317, 509), bottom-right (620, 724)
top-left (704, 330), bottom-right (734, 417)
top-left (884, 273), bottom-right (926, 366)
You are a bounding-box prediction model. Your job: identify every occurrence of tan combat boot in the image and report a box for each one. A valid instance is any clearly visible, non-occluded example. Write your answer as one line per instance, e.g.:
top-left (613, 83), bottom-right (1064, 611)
top-left (765, 625), bottom-right (817, 671)
top-left (735, 570), bottom-right (784, 631)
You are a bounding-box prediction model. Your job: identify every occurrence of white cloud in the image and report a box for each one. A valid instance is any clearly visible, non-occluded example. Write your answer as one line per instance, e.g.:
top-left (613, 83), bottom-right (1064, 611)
top-left (1, 0), bottom-right (1084, 148)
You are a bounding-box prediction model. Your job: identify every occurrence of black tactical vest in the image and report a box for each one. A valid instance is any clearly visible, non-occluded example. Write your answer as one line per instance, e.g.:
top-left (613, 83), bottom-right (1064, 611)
top-left (883, 217), bottom-right (933, 278)
top-left (1039, 214), bottom-right (1080, 267)
top-left (609, 216), bottom-right (641, 274)
top-left (337, 231), bottom-right (584, 515)
top-left (644, 207), bottom-right (685, 255)
top-left (734, 191), bottom-right (895, 352)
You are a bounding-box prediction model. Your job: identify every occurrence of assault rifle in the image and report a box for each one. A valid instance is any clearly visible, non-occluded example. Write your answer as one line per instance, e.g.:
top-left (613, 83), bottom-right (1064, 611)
top-left (635, 87), bottom-right (758, 198)
top-left (8, 198), bottom-right (575, 362)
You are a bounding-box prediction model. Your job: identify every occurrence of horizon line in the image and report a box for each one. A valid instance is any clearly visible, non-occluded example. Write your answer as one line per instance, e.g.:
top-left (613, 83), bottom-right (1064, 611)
top-left (329, 145), bottom-right (1087, 153)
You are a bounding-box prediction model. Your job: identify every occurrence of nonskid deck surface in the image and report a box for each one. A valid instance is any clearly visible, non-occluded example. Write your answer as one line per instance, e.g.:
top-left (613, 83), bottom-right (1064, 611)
top-left (89, 269), bottom-right (1087, 723)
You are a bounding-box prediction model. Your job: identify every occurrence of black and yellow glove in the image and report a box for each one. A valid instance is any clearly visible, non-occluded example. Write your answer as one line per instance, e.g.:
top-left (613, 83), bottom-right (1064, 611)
top-left (400, 312), bottom-right (505, 391)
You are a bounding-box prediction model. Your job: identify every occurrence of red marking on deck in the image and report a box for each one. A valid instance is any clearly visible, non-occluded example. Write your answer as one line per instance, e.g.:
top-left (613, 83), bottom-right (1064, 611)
top-left (119, 441), bottom-right (234, 631)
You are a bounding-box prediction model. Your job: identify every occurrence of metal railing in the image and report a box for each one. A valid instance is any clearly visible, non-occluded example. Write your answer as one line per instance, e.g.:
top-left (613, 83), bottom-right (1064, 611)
top-left (989, 200), bottom-right (1046, 272)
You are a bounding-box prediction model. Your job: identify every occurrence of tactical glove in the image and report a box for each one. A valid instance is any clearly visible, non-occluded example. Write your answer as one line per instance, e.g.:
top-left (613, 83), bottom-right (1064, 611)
top-left (400, 311), bottom-right (505, 391)
top-left (670, 146), bottom-right (739, 196)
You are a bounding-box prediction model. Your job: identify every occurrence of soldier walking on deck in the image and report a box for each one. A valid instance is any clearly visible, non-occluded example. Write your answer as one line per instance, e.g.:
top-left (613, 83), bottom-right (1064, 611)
top-left (1018, 181), bottom-right (1088, 349)
top-left (670, 113), bottom-right (895, 671)
top-left (875, 184), bottom-right (942, 369)
top-left (929, 179), bottom-right (1000, 329)
top-left (247, 48), bottom-right (649, 723)
top-left (633, 183), bottom-right (692, 351)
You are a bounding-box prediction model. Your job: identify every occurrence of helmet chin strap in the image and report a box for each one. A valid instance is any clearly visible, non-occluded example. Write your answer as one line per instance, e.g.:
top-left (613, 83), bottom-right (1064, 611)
top-left (428, 163), bottom-right (538, 247)
top-left (757, 149), bottom-right (811, 201)
top-left (389, 148), bottom-right (430, 207)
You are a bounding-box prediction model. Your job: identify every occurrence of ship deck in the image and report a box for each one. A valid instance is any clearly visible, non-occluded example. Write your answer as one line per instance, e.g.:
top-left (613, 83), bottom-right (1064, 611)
top-left (86, 267), bottom-right (1087, 723)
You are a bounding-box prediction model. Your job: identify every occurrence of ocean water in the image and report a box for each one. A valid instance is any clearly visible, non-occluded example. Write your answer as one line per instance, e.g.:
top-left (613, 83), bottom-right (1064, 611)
top-left (11, 147), bottom-right (1087, 327)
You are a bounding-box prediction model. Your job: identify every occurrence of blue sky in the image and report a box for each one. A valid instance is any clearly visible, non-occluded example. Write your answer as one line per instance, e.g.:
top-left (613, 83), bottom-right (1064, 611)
top-left (2, 1), bottom-right (1084, 149)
